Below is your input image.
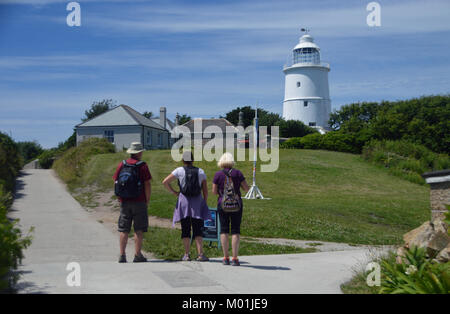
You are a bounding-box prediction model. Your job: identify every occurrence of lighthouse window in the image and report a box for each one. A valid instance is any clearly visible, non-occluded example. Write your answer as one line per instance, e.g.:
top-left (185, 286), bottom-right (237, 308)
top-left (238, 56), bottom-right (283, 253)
top-left (297, 82), bottom-right (301, 87)
top-left (304, 101), bottom-right (308, 107)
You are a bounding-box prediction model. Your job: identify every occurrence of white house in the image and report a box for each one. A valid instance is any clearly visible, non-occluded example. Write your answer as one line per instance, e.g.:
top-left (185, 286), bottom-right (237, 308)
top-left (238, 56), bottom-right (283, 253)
top-left (75, 105), bottom-right (172, 151)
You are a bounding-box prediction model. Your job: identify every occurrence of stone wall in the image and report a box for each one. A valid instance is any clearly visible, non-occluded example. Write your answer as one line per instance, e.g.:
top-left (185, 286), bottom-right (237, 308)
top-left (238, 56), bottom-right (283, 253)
top-left (430, 181), bottom-right (450, 221)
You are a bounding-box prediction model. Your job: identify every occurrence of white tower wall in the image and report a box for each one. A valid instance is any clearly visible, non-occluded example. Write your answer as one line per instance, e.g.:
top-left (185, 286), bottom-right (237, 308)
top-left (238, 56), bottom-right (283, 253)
top-left (282, 34), bottom-right (331, 129)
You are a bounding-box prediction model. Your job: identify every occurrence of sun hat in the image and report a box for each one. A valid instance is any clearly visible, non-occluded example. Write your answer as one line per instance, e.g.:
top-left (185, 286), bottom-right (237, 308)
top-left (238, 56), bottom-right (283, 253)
top-left (127, 142), bottom-right (144, 154)
top-left (182, 151), bottom-right (193, 162)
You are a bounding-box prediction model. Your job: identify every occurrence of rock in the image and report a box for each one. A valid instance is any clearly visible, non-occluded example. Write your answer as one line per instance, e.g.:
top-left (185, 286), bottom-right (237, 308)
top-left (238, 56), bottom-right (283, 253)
top-left (402, 220), bottom-right (450, 259)
top-left (403, 221), bottom-right (434, 248)
top-left (436, 243), bottom-right (450, 263)
top-left (432, 219), bottom-right (448, 234)
top-left (427, 230), bottom-right (450, 256)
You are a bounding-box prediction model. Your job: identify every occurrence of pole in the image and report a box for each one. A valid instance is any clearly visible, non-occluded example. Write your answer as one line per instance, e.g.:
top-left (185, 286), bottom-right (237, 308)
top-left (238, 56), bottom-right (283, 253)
top-left (243, 103), bottom-right (270, 200)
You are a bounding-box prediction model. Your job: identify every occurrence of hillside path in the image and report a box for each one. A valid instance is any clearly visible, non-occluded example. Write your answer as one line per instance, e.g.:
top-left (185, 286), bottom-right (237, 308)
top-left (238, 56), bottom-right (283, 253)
top-left (11, 169), bottom-right (377, 294)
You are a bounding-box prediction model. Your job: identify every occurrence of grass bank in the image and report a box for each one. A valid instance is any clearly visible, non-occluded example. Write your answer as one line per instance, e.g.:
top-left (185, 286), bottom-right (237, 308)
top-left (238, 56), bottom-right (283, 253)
top-left (56, 148), bottom-right (430, 245)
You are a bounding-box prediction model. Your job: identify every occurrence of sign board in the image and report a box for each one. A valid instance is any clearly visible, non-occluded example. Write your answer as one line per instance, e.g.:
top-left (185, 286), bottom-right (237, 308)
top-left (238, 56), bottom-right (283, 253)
top-left (190, 208), bottom-right (221, 248)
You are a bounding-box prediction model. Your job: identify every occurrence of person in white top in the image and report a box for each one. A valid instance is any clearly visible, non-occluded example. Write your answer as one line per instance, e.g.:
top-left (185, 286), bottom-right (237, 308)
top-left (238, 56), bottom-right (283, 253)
top-left (162, 151), bottom-right (211, 261)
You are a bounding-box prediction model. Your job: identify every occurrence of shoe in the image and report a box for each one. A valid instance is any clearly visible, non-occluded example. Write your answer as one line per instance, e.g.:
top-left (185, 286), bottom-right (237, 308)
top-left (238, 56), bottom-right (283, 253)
top-left (118, 254), bottom-right (127, 263)
top-left (133, 253), bottom-right (147, 263)
top-left (196, 254), bottom-right (209, 262)
top-left (182, 254), bottom-right (191, 261)
top-left (231, 258), bottom-right (240, 266)
top-left (222, 257), bottom-right (230, 265)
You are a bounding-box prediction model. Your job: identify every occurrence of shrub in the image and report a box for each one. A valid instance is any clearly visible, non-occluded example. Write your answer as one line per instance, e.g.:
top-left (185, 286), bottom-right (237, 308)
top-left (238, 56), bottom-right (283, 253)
top-left (0, 132), bottom-right (22, 192)
top-left (300, 133), bottom-right (323, 149)
top-left (16, 141), bottom-right (44, 165)
top-left (380, 246), bottom-right (450, 294)
top-left (280, 137), bottom-right (303, 149)
top-left (53, 138), bottom-right (115, 187)
top-left (329, 95), bottom-right (450, 154)
top-left (0, 133), bottom-right (32, 292)
top-left (362, 140), bottom-right (450, 184)
top-left (276, 119), bottom-right (316, 138)
top-left (38, 149), bottom-right (57, 169)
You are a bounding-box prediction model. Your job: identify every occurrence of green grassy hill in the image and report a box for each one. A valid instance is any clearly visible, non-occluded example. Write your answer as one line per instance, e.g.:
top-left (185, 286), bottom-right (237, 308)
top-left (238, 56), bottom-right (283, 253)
top-left (68, 148), bottom-right (430, 245)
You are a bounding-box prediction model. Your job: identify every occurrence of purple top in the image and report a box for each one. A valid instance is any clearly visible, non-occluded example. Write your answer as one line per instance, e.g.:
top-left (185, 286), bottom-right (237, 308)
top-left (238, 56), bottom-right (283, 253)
top-left (212, 168), bottom-right (246, 206)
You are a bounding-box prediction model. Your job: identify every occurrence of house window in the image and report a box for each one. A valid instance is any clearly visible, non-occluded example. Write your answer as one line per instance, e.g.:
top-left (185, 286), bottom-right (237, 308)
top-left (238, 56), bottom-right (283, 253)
top-left (104, 130), bottom-right (114, 143)
top-left (147, 130), bottom-right (152, 146)
top-left (304, 101), bottom-right (308, 107)
top-left (297, 82), bottom-right (301, 87)
top-left (309, 122), bottom-right (316, 127)
top-left (158, 133), bottom-right (162, 146)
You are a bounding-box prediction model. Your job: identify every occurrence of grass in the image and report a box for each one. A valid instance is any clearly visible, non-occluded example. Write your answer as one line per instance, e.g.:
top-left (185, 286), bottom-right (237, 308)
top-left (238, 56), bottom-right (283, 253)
top-left (56, 148), bottom-right (430, 245)
top-left (142, 227), bottom-right (316, 260)
top-left (341, 270), bottom-right (381, 294)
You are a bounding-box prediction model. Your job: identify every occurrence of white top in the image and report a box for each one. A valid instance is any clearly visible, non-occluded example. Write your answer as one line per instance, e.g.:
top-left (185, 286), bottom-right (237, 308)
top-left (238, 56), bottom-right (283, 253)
top-left (293, 34), bottom-right (320, 50)
top-left (172, 166), bottom-right (207, 187)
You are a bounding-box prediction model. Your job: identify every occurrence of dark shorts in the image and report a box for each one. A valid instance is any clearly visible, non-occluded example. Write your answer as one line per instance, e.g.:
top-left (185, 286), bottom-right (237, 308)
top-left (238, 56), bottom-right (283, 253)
top-left (118, 202), bottom-right (149, 233)
top-left (180, 217), bottom-right (204, 239)
top-left (218, 205), bottom-right (242, 235)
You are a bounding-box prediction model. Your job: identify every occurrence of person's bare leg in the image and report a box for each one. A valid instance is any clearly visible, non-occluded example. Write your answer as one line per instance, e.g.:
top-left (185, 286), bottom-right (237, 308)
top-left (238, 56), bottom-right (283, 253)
top-left (134, 231), bottom-right (144, 256)
top-left (194, 236), bottom-right (204, 255)
top-left (119, 232), bottom-right (128, 256)
top-left (221, 233), bottom-right (229, 258)
top-left (231, 234), bottom-right (240, 259)
top-left (182, 237), bottom-right (190, 255)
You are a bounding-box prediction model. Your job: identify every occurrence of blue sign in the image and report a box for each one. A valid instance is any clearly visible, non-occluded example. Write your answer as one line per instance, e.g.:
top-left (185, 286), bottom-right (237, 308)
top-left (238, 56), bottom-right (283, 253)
top-left (190, 208), bottom-right (221, 248)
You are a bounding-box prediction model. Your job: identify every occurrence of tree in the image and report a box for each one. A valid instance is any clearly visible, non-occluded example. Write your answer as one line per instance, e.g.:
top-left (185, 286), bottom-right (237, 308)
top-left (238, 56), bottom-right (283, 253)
top-left (16, 141), bottom-right (43, 163)
top-left (276, 119), bottom-right (316, 138)
top-left (178, 114), bottom-right (191, 125)
top-left (142, 111), bottom-right (153, 119)
top-left (57, 131), bottom-right (76, 152)
top-left (82, 99), bottom-right (116, 122)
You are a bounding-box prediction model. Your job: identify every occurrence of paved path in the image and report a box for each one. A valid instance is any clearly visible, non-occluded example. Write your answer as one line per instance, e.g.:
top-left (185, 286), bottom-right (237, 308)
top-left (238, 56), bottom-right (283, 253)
top-left (11, 170), bottom-right (375, 294)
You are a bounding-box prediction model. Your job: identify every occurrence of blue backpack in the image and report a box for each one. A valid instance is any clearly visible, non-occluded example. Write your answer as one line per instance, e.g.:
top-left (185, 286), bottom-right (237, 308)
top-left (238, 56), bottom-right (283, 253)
top-left (114, 160), bottom-right (145, 198)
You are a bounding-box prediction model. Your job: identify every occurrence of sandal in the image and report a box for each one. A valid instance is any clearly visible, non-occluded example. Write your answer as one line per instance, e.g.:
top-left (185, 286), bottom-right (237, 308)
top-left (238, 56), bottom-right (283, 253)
top-left (196, 254), bottom-right (209, 262)
top-left (181, 254), bottom-right (191, 261)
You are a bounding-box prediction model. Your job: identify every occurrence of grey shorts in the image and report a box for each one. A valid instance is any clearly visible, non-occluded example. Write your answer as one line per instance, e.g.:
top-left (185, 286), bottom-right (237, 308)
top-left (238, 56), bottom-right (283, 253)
top-left (118, 202), bottom-right (149, 233)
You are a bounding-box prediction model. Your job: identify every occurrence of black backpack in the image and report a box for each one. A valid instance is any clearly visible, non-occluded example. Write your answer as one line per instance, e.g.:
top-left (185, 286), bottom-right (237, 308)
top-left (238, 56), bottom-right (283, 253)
top-left (114, 160), bottom-right (145, 199)
top-left (178, 166), bottom-right (201, 197)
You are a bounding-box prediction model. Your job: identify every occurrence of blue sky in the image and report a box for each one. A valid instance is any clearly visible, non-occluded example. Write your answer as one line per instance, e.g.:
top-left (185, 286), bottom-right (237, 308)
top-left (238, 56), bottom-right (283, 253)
top-left (0, 0), bottom-right (449, 148)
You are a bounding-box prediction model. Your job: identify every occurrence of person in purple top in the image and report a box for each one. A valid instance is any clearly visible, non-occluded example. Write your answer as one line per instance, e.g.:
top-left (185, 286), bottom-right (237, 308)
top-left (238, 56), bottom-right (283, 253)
top-left (212, 152), bottom-right (249, 266)
top-left (162, 151), bottom-right (211, 261)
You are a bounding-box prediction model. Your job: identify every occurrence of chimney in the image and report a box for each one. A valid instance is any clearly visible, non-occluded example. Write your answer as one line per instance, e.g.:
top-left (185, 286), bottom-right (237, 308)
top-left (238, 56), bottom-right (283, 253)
top-left (238, 111), bottom-right (244, 127)
top-left (160, 107), bottom-right (167, 129)
top-left (175, 112), bottom-right (180, 126)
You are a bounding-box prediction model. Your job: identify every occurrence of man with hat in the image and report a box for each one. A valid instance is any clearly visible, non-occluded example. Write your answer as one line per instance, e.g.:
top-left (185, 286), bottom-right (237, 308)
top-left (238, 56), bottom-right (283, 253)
top-left (113, 142), bottom-right (151, 263)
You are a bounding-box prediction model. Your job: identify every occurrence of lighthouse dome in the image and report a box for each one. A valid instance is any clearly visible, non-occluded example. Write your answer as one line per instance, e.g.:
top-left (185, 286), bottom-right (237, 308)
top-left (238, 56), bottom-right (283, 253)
top-left (292, 34), bottom-right (321, 64)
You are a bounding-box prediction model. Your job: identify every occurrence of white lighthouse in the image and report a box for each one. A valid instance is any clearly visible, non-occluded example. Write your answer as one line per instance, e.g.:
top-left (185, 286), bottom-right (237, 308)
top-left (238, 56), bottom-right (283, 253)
top-left (282, 32), bottom-right (331, 131)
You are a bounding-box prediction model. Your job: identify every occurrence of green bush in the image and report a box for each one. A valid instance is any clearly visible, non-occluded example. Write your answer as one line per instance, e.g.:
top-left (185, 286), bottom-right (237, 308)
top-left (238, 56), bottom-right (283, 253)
top-left (300, 133), bottom-right (323, 149)
top-left (362, 140), bottom-right (450, 184)
top-left (329, 95), bottom-right (450, 154)
top-left (0, 133), bottom-right (32, 292)
top-left (0, 132), bottom-right (22, 192)
top-left (280, 137), bottom-right (303, 149)
top-left (16, 141), bottom-right (43, 165)
top-left (38, 149), bottom-right (57, 169)
top-left (53, 138), bottom-right (115, 188)
top-left (276, 119), bottom-right (316, 138)
top-left (0, 189), bottom-right (33, 292)
top-left (380, 246), bottom-right (450, 294)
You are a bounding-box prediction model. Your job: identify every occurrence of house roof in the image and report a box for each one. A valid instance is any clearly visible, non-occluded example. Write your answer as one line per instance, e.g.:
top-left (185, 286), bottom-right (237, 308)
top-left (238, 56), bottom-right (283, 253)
top-left (181, 118), bottom-right (238, 133)
top-left (151, 117), bottom-right (176, 132)
top-left (76, 105), bottom-right (166, 131)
